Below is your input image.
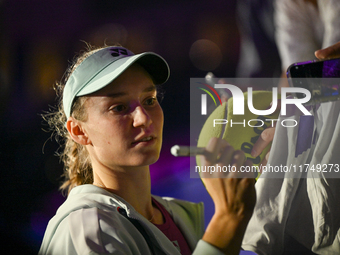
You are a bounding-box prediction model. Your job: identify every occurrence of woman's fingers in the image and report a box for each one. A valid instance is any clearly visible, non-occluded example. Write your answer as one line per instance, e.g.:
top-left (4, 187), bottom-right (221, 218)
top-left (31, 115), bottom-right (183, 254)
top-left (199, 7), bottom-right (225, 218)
top-left (231, 150), bottom-right (246, 167)
top-left (201, 138), bottom-right (253, 179)
top-left (203, 137), bottom-right (228, 163)
top-left (214, 143), bottom-right (234, 178)
top-left (251, 125), bottom-right (276, 158)
top-left (200, 137), bottom-right (229, 179)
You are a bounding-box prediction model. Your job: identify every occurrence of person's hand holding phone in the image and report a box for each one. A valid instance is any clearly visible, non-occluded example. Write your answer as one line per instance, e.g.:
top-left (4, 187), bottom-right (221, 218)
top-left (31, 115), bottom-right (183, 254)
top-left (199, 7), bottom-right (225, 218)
top-left (315, 41), bottom-right (340, 60)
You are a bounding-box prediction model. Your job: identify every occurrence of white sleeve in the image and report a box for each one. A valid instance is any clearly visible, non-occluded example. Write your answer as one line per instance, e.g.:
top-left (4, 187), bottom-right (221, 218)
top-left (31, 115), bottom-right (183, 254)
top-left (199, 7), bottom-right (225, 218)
top-left (67, 208), bottom-right (150, 255)
top-left (317, 0), bottom-right (340, 48)
top-left (43, 208), bottom-right (151, 255)
top-left (274, 0), bottom-right (323, 71)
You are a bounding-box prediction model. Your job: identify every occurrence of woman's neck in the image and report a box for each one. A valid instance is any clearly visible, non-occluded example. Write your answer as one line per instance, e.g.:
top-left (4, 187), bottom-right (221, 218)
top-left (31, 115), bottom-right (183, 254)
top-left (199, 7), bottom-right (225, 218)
top-left (92, 164), bottom-right (154, 220)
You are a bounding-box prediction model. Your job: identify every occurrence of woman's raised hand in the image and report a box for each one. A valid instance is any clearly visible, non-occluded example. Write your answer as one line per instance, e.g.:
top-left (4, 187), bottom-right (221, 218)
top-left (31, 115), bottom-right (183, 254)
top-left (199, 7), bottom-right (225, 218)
top-left (200, 137), bottom-right (256, 255)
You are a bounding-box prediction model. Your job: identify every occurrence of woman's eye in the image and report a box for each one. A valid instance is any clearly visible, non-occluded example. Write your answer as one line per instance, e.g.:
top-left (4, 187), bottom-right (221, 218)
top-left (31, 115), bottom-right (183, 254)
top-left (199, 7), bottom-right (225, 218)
top-left (111, 105), bottom-right (126, 112)
top-left (145, 97), bottom-right (157, 106)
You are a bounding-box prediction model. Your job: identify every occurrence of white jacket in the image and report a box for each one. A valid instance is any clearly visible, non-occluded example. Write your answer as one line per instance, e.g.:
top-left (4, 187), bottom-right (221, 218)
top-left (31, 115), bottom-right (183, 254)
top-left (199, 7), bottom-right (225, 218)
top-left (242, 102), bottom-right (340, 254)
top-left (38, 184), bottom-right (225, 255)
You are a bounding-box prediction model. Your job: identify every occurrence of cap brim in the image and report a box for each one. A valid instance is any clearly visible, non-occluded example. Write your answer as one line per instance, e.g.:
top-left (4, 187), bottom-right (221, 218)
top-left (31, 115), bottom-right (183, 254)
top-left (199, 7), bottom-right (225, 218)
top-left (77, 52), bottom-right (170, 97)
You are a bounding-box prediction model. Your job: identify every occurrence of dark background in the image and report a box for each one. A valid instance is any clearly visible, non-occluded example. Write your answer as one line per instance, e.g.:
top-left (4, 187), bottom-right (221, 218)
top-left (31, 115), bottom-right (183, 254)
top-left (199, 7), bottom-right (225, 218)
top-left (0, 0), bottom-right (281, 253)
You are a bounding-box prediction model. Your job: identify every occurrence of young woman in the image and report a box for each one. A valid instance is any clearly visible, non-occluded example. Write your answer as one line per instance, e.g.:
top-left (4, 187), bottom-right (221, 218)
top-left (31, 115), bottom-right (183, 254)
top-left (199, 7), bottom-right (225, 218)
top-left (39, 44), bottom-right (256, 255)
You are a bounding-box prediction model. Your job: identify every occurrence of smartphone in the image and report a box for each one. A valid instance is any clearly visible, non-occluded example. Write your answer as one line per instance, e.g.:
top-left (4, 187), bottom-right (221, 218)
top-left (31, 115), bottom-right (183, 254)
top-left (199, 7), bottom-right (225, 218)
top-left (287, 57), bottom-right (340, 105)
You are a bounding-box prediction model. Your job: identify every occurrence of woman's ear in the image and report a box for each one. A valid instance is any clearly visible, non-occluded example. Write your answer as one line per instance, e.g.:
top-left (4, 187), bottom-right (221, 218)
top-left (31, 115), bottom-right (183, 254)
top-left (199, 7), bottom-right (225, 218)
top-left (66, 117), bottom-right (91, 145)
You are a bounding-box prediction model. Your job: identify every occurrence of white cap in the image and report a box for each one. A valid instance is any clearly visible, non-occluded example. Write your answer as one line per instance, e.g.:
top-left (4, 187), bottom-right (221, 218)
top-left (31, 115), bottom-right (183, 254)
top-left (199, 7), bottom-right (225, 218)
top-left (63, 46), bottom-right (170, 119)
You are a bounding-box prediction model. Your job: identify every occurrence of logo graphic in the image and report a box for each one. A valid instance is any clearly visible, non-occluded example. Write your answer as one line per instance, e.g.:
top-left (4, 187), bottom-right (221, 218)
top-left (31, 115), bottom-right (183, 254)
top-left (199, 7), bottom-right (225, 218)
top-left (199, 84), bottom-right (312, 116)
top-left (110, 48), bottom-right (129, 57)
top-left (198, 82), bottom-right (223, 115)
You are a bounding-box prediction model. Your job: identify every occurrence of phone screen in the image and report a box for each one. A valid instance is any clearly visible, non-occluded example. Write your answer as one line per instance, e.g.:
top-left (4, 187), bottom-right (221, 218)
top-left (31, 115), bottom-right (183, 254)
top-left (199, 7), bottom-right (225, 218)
top-left (287, 58), bottom-right (340, 104)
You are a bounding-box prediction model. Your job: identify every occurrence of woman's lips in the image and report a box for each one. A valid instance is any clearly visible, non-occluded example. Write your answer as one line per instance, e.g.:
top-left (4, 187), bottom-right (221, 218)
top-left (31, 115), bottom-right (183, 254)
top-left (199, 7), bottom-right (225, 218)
top-left (131, 136), bottom-right (156, 146)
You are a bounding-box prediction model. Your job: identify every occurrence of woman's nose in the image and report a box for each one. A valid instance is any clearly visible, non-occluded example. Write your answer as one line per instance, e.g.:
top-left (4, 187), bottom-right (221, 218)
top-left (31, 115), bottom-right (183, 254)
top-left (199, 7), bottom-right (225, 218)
top-left (132, 106), bottom-right (152, 128)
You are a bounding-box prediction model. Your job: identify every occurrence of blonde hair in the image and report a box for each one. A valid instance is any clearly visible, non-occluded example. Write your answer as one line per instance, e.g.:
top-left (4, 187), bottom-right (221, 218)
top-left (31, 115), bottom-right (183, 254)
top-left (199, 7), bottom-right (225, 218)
top-left (44, 44), bottom-right (107, 195)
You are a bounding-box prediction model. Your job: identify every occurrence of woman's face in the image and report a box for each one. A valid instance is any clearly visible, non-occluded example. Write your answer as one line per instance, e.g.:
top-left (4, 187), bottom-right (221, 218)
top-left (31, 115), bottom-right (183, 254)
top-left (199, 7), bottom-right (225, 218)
top-left (81, 64), bottom-right (164, 171)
